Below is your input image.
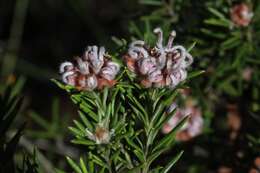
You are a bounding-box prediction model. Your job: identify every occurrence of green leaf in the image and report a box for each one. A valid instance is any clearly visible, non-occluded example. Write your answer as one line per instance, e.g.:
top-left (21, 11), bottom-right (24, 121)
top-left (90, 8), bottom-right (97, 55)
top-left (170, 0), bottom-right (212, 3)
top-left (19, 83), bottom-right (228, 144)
top-left (161, 151), bottom-right (184, 173)
top-left (187, 70), bottom-right (205, 80)
top-left (147, 147), bottom-right (167, 166)
top-left (153, 116), bottom-right (189, 152)
top-left (66, 157), bottom-right (82, 173)
top-left (204, 18), bottom-right (230, 28)
top-left (187, 42), bottom-right (197, 52)
top-left (91, 155), bottom-right (107, 168)
top-left (201, 28), bottom-right (227, 39)
top-left (71, 139), bottom-right (95, 146)
top-left (29, 111), bottom-right (50, 130)
top-left (73, 120), bottom-right (86, 132)
top-left (79, 111), bottom-right (93, 131)
top-left (134, 149), bottom-right (145, 162)
top-left (139, 0), bottom-right (163, 6)
top-left (220, 36), bottom-right (241, 50)
top-left (80, 157), bottom-right (88, 173)
top-left (0, 97), bottom-right (23, 134)
top-left (208, 7), bottom-right (226, 19)
top-left (68, 126), bottom-right (85, 137)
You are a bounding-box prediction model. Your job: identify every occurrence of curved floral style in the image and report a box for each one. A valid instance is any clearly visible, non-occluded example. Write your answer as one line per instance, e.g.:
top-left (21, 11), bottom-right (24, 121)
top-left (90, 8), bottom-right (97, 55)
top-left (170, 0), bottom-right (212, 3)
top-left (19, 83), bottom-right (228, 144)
top-left (59, 46), bottom-right (120, 90)
top-left (124, 27), bottom-right (193, 88)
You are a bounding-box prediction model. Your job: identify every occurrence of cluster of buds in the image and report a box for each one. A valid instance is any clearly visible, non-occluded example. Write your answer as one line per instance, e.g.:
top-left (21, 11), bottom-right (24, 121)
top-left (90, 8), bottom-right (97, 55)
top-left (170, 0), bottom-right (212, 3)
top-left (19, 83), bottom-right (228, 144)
top-left (230, 3), bottom-right (253, 27)
top-left (59, 46), bottom-right (120, 90)
top-left (124, 28), bottom-right (193, 88)
top-left (162, 92), bottom-right (203, 141)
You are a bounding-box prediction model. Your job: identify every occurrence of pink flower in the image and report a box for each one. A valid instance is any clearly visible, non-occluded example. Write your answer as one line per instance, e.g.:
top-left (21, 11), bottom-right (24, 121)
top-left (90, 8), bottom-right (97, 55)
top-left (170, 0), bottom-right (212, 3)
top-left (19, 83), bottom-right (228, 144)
top-left (162, 97), bottom-right (203, 141)
top-left (59, 46), bottom-right (120, 90)
top-left (124, 27), bottom-right (193, 89)
top-left (230, 3), bottom-right (253, 27)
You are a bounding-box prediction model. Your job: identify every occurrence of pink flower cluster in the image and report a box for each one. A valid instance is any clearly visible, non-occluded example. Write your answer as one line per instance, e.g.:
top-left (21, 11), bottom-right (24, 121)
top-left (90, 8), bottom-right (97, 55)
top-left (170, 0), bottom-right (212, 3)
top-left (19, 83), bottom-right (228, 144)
top-left (162, 94), bottom-right (203, 141)
top-left (124, 28), bottom-right (193, 88)
top-left (59, 46), bottom-right (120, 90)
top-left (230, 3), bottom-right (253, 27)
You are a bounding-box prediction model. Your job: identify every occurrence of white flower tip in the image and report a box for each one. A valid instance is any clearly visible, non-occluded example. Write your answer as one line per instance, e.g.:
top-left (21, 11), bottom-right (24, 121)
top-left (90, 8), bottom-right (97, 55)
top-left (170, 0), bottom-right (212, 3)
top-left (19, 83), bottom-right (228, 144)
top-left (170, 30), bottom-right (176, 37)
top-left (153, 27), bottom-right (162, 34)
top-left (59, 61), bottom-right (73, 73)
top-left (99, 46), bottom-right (106, 55)
top-left (62, 71), bottom-right (75, 84)
top-left (129, 40), bottom-right (145, 48)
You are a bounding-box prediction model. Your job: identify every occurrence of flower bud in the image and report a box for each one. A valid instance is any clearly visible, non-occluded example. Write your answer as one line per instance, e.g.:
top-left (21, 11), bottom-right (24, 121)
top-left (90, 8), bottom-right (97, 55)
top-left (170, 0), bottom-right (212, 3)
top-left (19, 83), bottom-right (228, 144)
top-left (166, 69), bottom-right (187, 88)
top-left (231, 3), bottom-right (253, 27)
top-left (76, 57), bottom-right (89, 75)
top-left (86, 75), bottom-right (98, 90)
top-left (148, 69), bottom-right (163, 83)
top-left (100, 62), bottom-right (120, 81)
top-left (137, 58), bottom-right (157, 75)
top-left (59, 62), bottom-right (74, 73)
top-left (62, 71), bottom-right (76, 85)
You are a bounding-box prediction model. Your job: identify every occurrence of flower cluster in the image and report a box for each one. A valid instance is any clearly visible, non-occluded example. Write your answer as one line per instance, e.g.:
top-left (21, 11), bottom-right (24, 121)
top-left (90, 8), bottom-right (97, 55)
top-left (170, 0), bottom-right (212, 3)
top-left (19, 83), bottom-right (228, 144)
top-left (59, 46), bottom-right (120, 90)
top-left (162, 91), bottom-right (203, 141)
top-left (124, 28), bottom-right (193, 88)
top-left (230, 3), bottom-right (253, 27)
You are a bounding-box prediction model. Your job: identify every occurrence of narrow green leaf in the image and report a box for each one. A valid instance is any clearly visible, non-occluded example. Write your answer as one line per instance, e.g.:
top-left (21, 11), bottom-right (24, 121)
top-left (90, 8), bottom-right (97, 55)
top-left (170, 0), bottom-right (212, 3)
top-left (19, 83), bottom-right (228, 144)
top-left (66, 157), bottom-right (82, 173)
top-left (79, 111), bottom-right (93, 131)
top-left (71, 139), bottom-right (95, 146)
top-left (204, 18), bottom-right (230, 28)
top-left (161, 151), bottom-right (184, 173)
top-left (68, 126), bottom-right (85, 137)
top-left (80, 157), bottom-right (88, 173)
top-left (208, 7), bottom-right (225, 19)
top-left (28, 111), bottom-right (49, 130)
top-left (139, 0), bottom-right (163, 6)
top-left (73, 120), bottom-right (86, 132)
top-left (187, 70), bottom-right (205, 80)
top-left (153, 116), bottom-right (188, 152)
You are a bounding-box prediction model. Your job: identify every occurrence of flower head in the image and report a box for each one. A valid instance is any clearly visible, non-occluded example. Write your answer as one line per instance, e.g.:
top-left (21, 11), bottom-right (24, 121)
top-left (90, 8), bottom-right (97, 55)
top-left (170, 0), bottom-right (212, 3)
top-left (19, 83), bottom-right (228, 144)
top-left (231, 3), bottom-right (253, 27)
top-left (124, 27), bottom-right (193, 88)
top-left (59, 46), bottom-right (120, 90)
top-left (162, 94), bottom-right (203, 141)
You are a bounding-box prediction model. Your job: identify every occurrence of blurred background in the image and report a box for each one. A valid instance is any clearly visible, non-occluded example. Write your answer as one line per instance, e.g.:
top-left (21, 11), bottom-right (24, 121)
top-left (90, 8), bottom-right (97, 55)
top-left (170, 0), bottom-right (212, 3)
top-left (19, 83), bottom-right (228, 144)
top-left (0, 0), bottom-right (259, 173)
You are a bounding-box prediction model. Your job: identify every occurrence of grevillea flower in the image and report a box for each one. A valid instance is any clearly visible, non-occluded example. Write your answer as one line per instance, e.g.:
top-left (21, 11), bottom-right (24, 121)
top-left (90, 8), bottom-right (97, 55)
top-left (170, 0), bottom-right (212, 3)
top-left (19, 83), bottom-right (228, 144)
top-left (59, 46), bottom-right (120, 90)
top-left (230, 3), bottom-right (253, 27)
top-left (124, 27), bottom-right (193, 88)
top-left (162, 95), bottom-right (203, 141)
